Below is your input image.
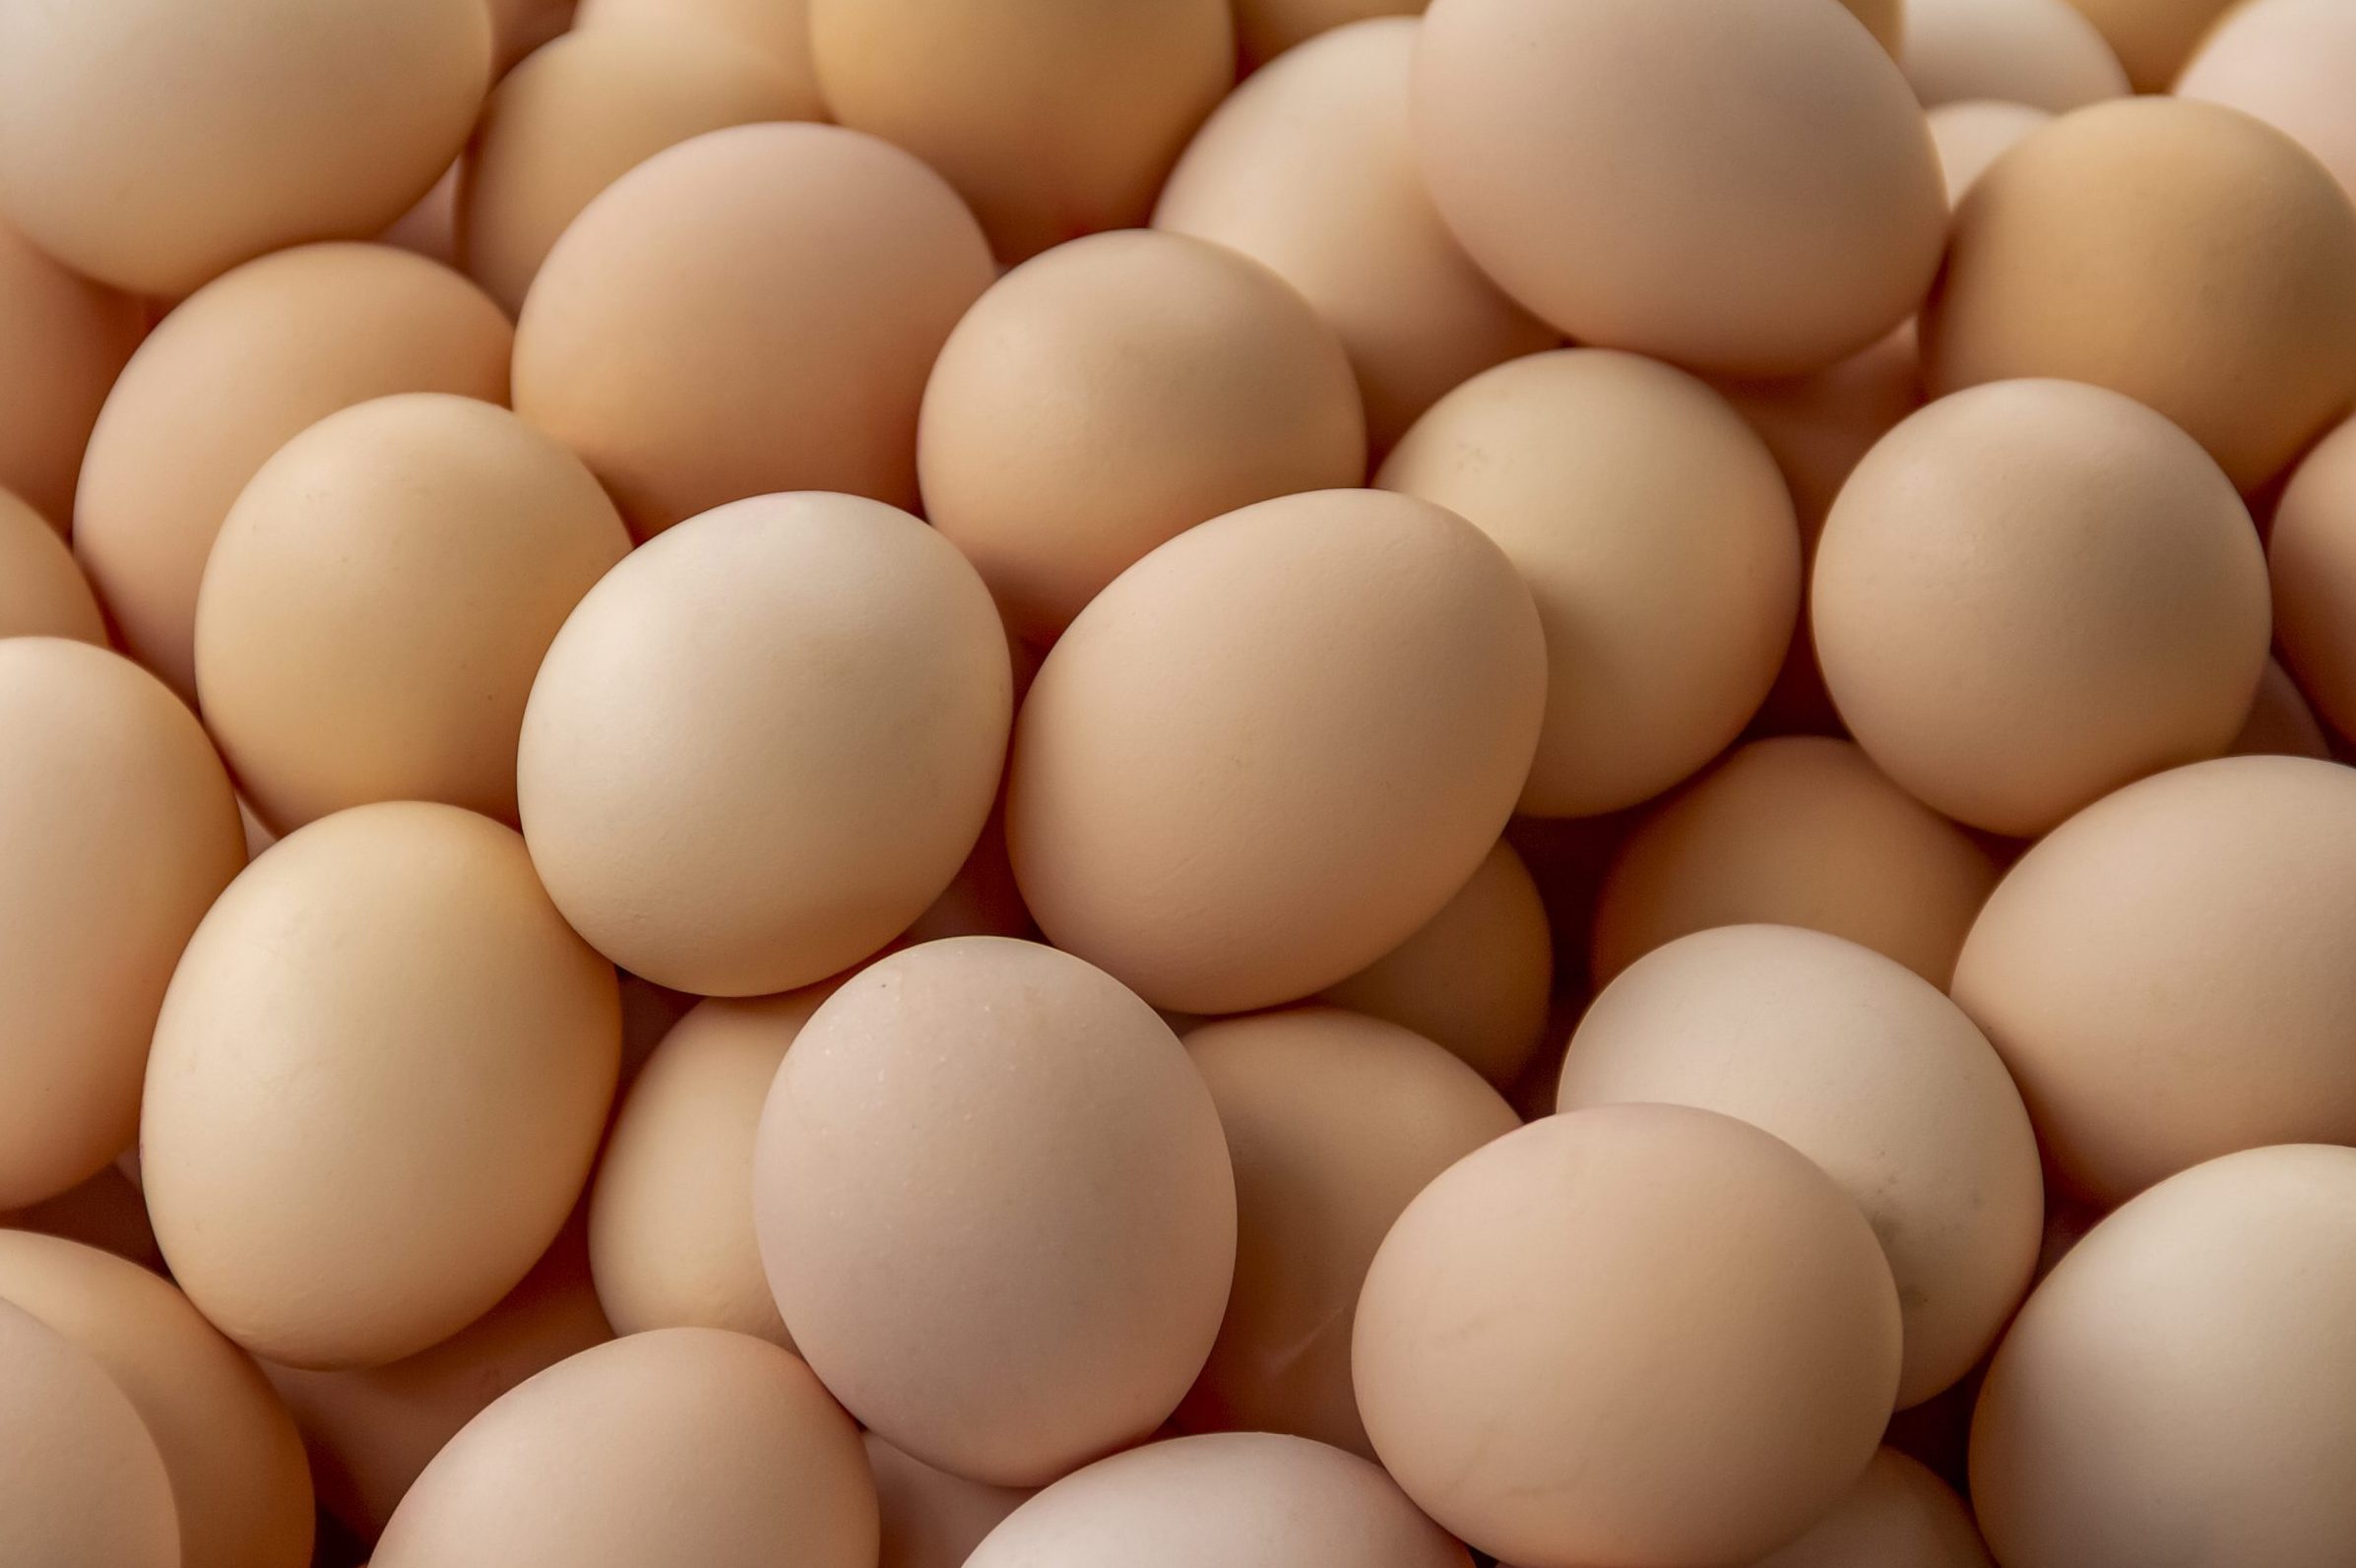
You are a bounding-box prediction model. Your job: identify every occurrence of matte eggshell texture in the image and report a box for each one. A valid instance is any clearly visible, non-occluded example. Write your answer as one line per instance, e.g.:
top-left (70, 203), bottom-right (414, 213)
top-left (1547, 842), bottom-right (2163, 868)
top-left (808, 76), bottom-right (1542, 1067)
top-left (2268, 415), bottom-right (2356, 742)
top-left (1413, 0), bottom-right (1945, 377)
top-left (2060, 0), bottom-right (2238, 89)
top-left (1152, 17), bottom-right (1556, 451)
top-left (1380, 348), bottom-right (1801, 817)
top-left (919, 228), bottom-right (1367, 641)
top-left (512, 122), bottom-right (992, 534)
top-left (1923, 97), bottom-right (2356, 491)
top-left (0, 220), bottom-right (143, 527)
top-left (73, 242), bottom-right (513, 700)
top-left (1353, 1103), bottom-right (1902, 1568)
top-left (374, 1328), bottom-right (876, 1568)
top-left (0, 1299), bottom-right (179, 1568)
top-left (1927, 100), bottom-right (2055, 206)
top-left (141, 801), bottom-right (620, 1369)
top-left (1973, 1145), bottom-right (2356, 1567)
top-left (1900, 0), bottom-right (2128, 111)
top-left (2232, 659), bottom-right (2332, 760)
top-left (2179, 0), bottom-right (2356, 206)
top-left (1006, 488), bottom-right (1545, 1015)
top-left (754, 938), bottom-right (1237, 1487)
top-left (0, 0), bottom-right (491, 296)
top-left (1952, 756), bottom-right (2356, 1204)
top-left (575, 0), bottom-right (823, 107)
top-left (0, 488), bottom-right (105, 644)
top-left (518, 492), bottom-right (1013, 997)
top-left (866, 1433), bottom-right (1034, 1568)
top-left (1755, 1448), bottom-right (1992, 1568)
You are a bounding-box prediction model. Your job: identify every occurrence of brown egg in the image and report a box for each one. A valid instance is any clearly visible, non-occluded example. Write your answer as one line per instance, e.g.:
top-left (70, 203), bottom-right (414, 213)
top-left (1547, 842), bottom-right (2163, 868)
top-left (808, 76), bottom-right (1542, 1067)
top-left (73, 242), bottom-right (512, 698)
top-left (375, 1328), bottom-right (875, 1568)
top-left (0, 1299), bottom-right (178, 1568)
top-left (1006, 488), bottom-right (1544, 1015)
top-left (1414, 0), bottom-right (1944, 377)
top-left (1900, 0), bottom-right (2128, 110)
top-left (0, 487), bottom-right (104, 643)
top-left (1842, 0), bottom-right (1905, 52)
top-left (0, 220), bottom-right (143, 527)
top-left (1973, 1144), bottom-right (2356, 1566)
top-left (574, 0), bottom-right (823, 108)
top-left (919, 229), bottom-right (1366, 640)
top-left (1814, 379), bottom-right (2269, 836)
top-left (866, 1433), bottom-right (1034, 1568)
top-left (2057, 0), bottom-right (2238, 89)
top-left (1953, 755), bottom-right (2356, 1204)
top-left (1924, 98), bottom-right (2356, 491)
top-left (486, 0), bottom-right (579, 74)
top-left (518, 493), bottom-right (1011, 996)
top-left (1381, 348), bottom-right (1800, 817)
top-left (141, 801), bottom-right (619, 1368)
top-left (1756, 1448), bottom-right (1992, 1568)
top-left (808, 0), bottom-right (1232, 262)
top-left (0, 1162), bottom-right (160, 1269)
top-left (965, 1432), bottom-right (1470, 1568)
top-left (457, 25), bottom-right (813, 316)
top-left (754, 937), bottom-right (1237, 1486)
top-left (0, 0), bottom-right (490, 295)
top-left (2269, 415), bottom-right (2356, 742)
top-left (1354, 1103), bottom-right (1902, 1566)
top-left (1152, 17), bottom-right (1554, 451)
top-left (2232, 659), bottom-right (2333, 760)
top-left (1177, 1007), bottom-right (1517, 1455)
top-left (1233, 0), bottom-right (1420, 64)
top-left (0, 1230), bottom-right (316, 1568)
top-left (1560, 925), bottom-right (2043, 1407)
top-left (2179, 0), bottom-right (2356, 206)
top-left (1927, 100), bottom-right (2055, 205)
top-left (512, 124), bottom-right (990, 534)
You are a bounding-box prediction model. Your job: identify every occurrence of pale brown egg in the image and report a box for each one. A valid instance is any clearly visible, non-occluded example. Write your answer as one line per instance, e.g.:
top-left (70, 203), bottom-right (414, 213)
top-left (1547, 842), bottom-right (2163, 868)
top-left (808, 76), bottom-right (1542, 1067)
top-left (753, 937), bottom-right (1237, 1486)
top-left (865, 1433), bottom-right (1034, 1568)
top-left (0, 220), bottom-right (143, 527)
top-left (518, 493), bottom-right (1011, 996)
top-left (1756, 1448), bottom-right (1992, 1568)
top-left (1414, 0), bottom-right (1944, 376)
top-left (575, 0), bottom-right (823, 108)
top-left (0, 1162), bottom-right (160, 1269)
top-left (1354, 1104), bottom-right (1902, 1567)
top-left (1233, 0), bottom-right (1421, 65)
top-left (2058, 0), bottom-right (2238, 89)
top-left (0, 487), bottom-right (104, 644)
top-left (2268, 415), bottom-right (2356, 742)
top-left (73, 242), bottom-right (512, 699)
top-left (1814, 379), bottom-right (2269, 836)
top-left (0, 1299), bottom-right (178, 1568)
top-left (141, 801), bottom-right (619, 1369)
top-left (919, 228), bottom-right (1365, 641)
top-left (2179, 0), bottom-right (2356, 206)
top-left (1927, 100), bottom-right (2055, 205)
top-left (1152, 17), bottom-right (1555, 451)
top-left (1006, 488), bottom-right (1544, 1015)
top-left (0, 1230), bottom-right (316, 1568)
top-left (1901, 0), bottom-right (2127, 110)
top-left (2232, 659), bottom-right (2333, 760)
top-left (512, 123), bottom-right (991, 534)
top-left (1924, 98), bottom-right (2356, 491)
top-left (197, 394), bottom-right (627, 831)
top-left (374, 1328), bottom-right (875, 1568)
top-left (1973, 1144), bottom-right (2356, 1566)
top-left (0, 0), bottom-right (491, 296)
top-left (808, 0), bottom-right (1232, 262)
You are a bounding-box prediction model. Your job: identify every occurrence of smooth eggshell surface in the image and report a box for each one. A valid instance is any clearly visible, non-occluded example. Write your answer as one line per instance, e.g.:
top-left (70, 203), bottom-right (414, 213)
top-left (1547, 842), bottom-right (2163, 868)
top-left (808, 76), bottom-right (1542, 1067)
top-left (1900, 0), bottom-right (2128, 111)
top-left (2058, 0), bottom-right (2238, 90)
top-left (574, 0), bottom-right (822, 106)
top-left (0, 220), bottom-right (144, 528)
top-left (0, 488), bottom-right (105, 644)
top-left (1927, 100), bottom-right (2055, 206)
top-left (2268, 415), bottom-right (2356, 742)
top-left (0, 1299), bottom-right (179, 1568)
top-left (2179, 0), bottom-right (2356, 206)
top-left (1755, 1448), bottom-right (1993, 1568)
top-left (866, 1433), bottom-right (1034, 1568)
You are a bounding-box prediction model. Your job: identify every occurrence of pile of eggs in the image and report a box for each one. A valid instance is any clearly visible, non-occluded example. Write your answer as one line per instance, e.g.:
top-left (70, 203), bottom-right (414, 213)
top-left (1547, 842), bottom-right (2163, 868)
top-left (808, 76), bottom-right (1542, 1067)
top-left (6, 0), bottom-right (2356, 1564)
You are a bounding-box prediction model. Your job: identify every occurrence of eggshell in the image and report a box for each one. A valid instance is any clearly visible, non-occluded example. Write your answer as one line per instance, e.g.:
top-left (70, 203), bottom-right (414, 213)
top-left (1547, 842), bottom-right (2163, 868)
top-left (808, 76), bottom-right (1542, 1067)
top-left (1755, 1448), bottom-right (1992, 1568)
top-left (0, 0), bottom-right (491, 295)
top-left (518, 492), bottom-right (1012, 996)
top-left (1413, 0), bottom-right (1944, 377)
top-left (512, 124), bottom-right (990, 534)
top-left (2232, 659), bottom-right (2333, 760)
top-left (1841, 0), bottom-right (1905, 52)
top-left (2179, 0), bottom-right (2356, 206)
top-left (0, 1163), bottom-right (160, 1270)
top-left (1927, 99), bottom-right (2055, 205)
top-left (141, 801), bottom-right (620, 1368)
top-left (1233, 0), bottom-right (1421, 64)
top-left (1176, 1007), bottom-right (1516, 1455)
top-left (2057, 0), bottom-right (2237, 89)
top-left (0, 1230), bottom-right (315, 1568)
top-left (1900, 0), bottom-right (2127, 110)
top-left (1380, 348), bottom-right (1800, 817)
top-left (966, 1432), bottom-right (1470, 1568)
top-left (378, 163), bottom-right (461, 267)
top-left (2269, 415), bottom-right (2356, 742)
top-left (1973, 1144), bottom-right (2356, 1566)
top-left (866, 1433), bottom-right (1034, 1568)
top-left (1006, 488), bottom-right (1545, 1015)
top-left (1152, 17), bottom-right (1554, 451)
top-left (1354, 1103), bottom-right (1903, 1567)
top-left (0, 220), bottom-right (143, 527)
top-left (753, 937), bottom-right (1237, 1486)
top-left (574, 0), bottom-right (822, 107)
top-left (486, 0), bottom-right (579, 74)
top-left (73, 242), bottom-right (512, 698)
top-left (197, 394), bottom-right (626, 830)
top-left (0, 1299), bottom-right (178, 1568)
top-left (375, 1328), bottom-right (875, 1568)
top-left (919, 228), bottom-right (1366, 640)
top-left (809, 0), bottom-right (1232, 262)
top-left (0, 488), bottom-right (104, 644)
top-left (1814, 379), bottom-right (2270, 836)
top-left (1924, 97), bottom-right (2356, 491)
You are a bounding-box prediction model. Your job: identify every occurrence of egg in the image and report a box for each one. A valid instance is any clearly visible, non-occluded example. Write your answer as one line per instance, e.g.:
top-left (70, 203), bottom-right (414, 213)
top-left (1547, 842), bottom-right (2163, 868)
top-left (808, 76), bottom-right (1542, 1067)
top-left (2179, 0), bottom-right (2356, 207)
top-left (1755, 1448), bottom-right (1992, 1568)
top-left (808, 0), bottom-right (1232, 262)
top-left (1900, 0), bottom-right (2128, 110)
top-left (919, 228), bottom-right (1366, 641)
top-left (865, 1434), bottom-right (1034, 1568)
top-left (965, 1432), bottom-right (1470, 1568)
top-left (2233, 659), bottom-right (2333, 760)
top-left (0, 0), bottom-right (490, 296)
top-left (574, 0), bottom-right (823, 108)
top-left (2057, 0), bottom-right (2238, 90)
top-left (1413, 0), bottom-right (1944, 377)
top-left (2268, 415), bottom-right (2356, 742)
top-left (753, 937), bottom-right (1237, 1486)
top-left (1354, 1103), bottom-right (1902, 1567)
top-left (1006, 488), bottom-right (1544, 1015)
top-left (0, 1299), bottom-right (179, 1568)
top-left (378, 163), bottom-right (462, 267)
top-left (1927, 100), bottom-right (2055, 205)
top-left (374, 1328), bottom-right (876, 1568)
top-left (141, 801), bottom-right (620, 1368)
top-left (0, 487), bottom-right (104, 644)
top-left (1972, 1144), bottom-right (2356, 1567)
top-left (0, 1162), bottom-right (160, 1269)
top-left (1841, 0), bottom-right (1905, 53)
top-left (1233, 0), bottom-right (1421, 65)
top-left (73, 242), bottom-right (512, 699)
top-left (518, 492), bottom-right (1012, 996)
top-left (0, 1230), bottom-right (315, 1568)
top-left (1152, 17), bottom-right (1555, 451)
top-left (895, 799), bottom-right (1036, 945)
top-left (1813, 378), bottom-right (2270, 836)
top-left (486, 0), bottom-right (580, 75)
top-left (512, 123), bottom-right (990, 534)
top-left (1924, 98), bottom-right (2356, 491)
top-left (0, 220), bottom-right (143, 527)
top-left (1380, 348), bottom-right (1801, 817)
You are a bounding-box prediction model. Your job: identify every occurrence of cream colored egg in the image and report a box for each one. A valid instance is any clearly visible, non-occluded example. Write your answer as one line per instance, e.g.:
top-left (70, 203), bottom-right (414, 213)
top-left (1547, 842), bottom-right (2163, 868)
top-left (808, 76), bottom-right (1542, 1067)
top-left (2179, 0), bottom-right (2356, 206)
top-left (2059, 0), bottom-right (2238, 89)
top-left (0, 488), bottom-right (104, 644)
top-left (0, 220), bottom-right (143, 528)
top-left (2232, 659), bottom-right (2332, 760)
top-left (575, 0), bottom-right (823, 107)
top-left (2268, 415), bottom-right (2356, 742)
top-left (866, 1434), bottom-right (1034, 1568)
top-left (1756, 1449), bottom-right (1992, 1568)
top-left (1901, 0), bottom-right (2127, 110)
top-left (1927, 100), bottom-right (2054, 205)
top-left (0, 1299), bottom-right (178, 1568)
